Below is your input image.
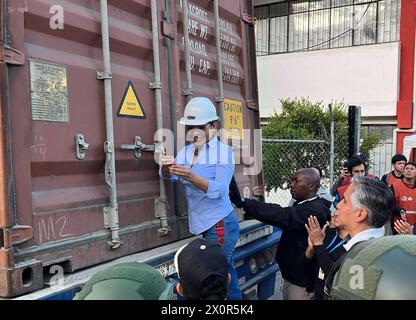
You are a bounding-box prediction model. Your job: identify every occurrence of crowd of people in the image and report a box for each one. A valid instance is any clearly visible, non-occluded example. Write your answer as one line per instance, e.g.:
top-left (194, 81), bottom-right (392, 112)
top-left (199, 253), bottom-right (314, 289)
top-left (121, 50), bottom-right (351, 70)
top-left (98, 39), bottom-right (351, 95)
top-left (76, 97), bottom-right (416, 300)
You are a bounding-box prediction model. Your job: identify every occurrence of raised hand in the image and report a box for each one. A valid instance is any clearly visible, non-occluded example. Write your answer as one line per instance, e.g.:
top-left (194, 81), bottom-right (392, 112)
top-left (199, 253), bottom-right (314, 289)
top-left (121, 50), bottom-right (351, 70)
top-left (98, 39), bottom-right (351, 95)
top-left (305, 215), bottom-right (328, 246)
top-left (394, 219), bottom-right (413, 235)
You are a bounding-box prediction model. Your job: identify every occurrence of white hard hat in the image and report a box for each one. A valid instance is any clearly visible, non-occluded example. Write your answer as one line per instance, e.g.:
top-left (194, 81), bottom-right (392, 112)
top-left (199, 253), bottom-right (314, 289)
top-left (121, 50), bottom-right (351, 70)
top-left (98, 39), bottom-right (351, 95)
top-left (180, 97), bottom-right (219, 126)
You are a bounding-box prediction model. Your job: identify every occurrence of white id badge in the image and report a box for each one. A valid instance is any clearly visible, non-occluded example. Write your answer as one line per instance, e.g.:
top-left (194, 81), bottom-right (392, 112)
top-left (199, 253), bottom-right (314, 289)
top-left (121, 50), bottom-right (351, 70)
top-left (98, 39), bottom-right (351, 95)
top-left (318, 267), bottom-right (325, 280)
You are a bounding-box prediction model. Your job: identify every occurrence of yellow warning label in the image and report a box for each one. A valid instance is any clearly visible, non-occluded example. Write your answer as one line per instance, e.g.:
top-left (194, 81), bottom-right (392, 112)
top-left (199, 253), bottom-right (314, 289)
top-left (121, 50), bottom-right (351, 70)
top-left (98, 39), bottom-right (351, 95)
top-left (118, 81), bottom-right (146, 119)
top-left (224, 98), bottom-right (244, 140)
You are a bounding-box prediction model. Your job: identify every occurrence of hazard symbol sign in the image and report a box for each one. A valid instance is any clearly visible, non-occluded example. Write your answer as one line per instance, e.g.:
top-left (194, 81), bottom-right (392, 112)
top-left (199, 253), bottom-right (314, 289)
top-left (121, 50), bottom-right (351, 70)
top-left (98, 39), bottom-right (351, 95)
top-left (117, 81), bottom-right (146, 119)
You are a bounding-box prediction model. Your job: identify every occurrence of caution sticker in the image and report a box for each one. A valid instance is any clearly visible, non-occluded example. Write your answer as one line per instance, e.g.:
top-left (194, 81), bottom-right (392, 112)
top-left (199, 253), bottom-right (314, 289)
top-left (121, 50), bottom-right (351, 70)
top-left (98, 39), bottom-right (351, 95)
top-left (224, 98), bottom-right (244, 140)
top-left (117, 81), bottom-right (146, 119)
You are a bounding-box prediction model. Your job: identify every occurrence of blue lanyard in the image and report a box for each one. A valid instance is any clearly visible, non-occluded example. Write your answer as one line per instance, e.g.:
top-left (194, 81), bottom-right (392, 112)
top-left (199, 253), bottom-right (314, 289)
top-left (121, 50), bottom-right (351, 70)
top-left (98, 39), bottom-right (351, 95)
top-left (325, 233), bottom-right (349, 254)
top-left (328, 237), bottom-right (349, 254)
top-left (325, 234), bottom-right (338, 250)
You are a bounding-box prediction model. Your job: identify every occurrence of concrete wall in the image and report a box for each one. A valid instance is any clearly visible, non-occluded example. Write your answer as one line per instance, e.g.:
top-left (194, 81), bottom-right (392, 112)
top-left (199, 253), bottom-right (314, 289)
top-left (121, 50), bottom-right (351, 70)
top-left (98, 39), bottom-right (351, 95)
top-left (256, 42), bottom-right (400, 119)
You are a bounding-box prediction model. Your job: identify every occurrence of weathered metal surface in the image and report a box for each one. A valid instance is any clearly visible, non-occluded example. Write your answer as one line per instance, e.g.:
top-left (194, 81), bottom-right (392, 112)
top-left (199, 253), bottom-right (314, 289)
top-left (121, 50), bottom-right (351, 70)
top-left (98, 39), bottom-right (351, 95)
top-left (0, 0), bottom-right (260, 297)
top-left (29, 60), bottom-right (69, 122)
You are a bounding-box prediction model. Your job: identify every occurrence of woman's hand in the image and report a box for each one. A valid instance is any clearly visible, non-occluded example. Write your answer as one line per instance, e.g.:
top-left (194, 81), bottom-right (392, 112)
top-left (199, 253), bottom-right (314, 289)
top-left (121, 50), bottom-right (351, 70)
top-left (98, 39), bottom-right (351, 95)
top-left (170, 165), bottom-right (209, 193)
top-left (160, 155), bottom-right (175, 167)
top-left (160, 155), bottom-right (175, 178)
top-left (169, 165), bottom-right (194, 182)
top-left (394, 219), bottom-right (413, 235)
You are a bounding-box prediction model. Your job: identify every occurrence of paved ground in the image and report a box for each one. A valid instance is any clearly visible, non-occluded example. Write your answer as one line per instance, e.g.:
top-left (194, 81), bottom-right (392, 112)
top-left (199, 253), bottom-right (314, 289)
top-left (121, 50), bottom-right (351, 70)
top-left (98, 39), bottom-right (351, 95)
top-left (268, 270), bottom-right (283, 300)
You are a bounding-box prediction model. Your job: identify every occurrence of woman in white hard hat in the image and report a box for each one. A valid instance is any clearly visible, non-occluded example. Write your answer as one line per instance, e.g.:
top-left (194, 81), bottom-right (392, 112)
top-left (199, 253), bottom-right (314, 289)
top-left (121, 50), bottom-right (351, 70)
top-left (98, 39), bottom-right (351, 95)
top-left (160, 97), bottom-right (241, 300)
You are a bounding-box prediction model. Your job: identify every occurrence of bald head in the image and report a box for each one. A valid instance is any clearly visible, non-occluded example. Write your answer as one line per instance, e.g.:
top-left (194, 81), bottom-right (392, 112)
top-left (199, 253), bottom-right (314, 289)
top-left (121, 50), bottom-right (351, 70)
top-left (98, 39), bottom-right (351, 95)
top-left (290, 168), bottom-right (321, 201)
top-left (298, 168), bottom-right (321, 190)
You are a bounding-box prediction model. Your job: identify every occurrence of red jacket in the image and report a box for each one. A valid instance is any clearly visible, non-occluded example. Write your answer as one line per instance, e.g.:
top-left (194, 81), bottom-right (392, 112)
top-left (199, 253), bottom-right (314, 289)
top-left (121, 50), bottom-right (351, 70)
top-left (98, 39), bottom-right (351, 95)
top-left (381, 171), bottom-right (403, 187)
top-left (336, 184), bottom-right (350, 201)
top-left (391, 180), bottom-right (416, 227)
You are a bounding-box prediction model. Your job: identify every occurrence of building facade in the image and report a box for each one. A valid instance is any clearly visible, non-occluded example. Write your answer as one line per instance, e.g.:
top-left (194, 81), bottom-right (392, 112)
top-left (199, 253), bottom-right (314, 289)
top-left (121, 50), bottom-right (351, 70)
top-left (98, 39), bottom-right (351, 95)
top-left (254, 0), bottom-right (416, 176)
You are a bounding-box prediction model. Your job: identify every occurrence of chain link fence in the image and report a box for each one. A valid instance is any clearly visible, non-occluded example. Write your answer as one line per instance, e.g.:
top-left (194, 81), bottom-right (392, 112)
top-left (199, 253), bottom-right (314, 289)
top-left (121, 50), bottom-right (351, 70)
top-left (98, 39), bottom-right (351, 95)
top-left (262, 120), bottom-right (349, 205)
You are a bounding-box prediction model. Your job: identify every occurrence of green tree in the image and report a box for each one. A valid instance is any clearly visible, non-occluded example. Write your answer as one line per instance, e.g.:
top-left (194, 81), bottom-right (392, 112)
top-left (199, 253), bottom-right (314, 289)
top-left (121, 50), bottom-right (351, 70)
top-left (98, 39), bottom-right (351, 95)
top-left (262, 98), bottom-right (383, 192)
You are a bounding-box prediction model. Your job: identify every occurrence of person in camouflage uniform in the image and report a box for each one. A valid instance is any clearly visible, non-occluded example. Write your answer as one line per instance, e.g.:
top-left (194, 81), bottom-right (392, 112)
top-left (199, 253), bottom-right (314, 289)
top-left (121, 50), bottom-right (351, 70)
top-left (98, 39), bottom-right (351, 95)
top-left (330, 235), bottom-right (416, 300)
top-left (74, 262), bottom-right (176, 300)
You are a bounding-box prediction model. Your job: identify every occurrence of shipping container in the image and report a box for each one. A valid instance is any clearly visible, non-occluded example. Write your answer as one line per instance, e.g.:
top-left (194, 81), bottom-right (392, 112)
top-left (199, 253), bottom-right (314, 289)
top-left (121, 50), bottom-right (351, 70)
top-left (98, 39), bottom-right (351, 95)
top-left (0, 0), bottom-right (264, 298)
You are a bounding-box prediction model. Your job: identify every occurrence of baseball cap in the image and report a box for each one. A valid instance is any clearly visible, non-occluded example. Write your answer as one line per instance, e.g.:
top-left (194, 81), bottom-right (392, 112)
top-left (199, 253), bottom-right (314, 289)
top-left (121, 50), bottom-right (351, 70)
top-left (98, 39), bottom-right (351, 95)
top-left (174, 239), bottom-right (228, 299)
top-left (74, 262), bottom-right (176, 300)
top-left (354, 152), bottom-right (367, 162)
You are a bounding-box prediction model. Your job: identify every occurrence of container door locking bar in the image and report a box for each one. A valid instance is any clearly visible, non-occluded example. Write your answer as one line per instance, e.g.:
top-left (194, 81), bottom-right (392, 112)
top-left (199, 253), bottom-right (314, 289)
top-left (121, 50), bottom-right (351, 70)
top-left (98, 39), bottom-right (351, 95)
top-left (120, 136), bottom-right (158, 160)
top-left (120, 136), bottom-right (170, 236)
top-left (98, 0), bottom-right (121, 249)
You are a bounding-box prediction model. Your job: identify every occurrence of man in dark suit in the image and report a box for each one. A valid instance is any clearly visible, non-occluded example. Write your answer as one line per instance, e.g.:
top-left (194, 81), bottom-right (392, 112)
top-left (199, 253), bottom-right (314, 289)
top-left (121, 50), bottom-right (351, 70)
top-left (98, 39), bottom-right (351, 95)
top-left (230, 168), bottom-right (331, 300)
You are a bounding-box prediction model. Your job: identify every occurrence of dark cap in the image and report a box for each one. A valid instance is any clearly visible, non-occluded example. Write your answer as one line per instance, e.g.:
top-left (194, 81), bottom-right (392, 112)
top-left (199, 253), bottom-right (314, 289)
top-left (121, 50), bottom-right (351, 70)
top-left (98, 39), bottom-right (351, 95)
top-left (174, 239), bottom-right (228, 299)
top-left (354, 152), bottom-right (367, 162)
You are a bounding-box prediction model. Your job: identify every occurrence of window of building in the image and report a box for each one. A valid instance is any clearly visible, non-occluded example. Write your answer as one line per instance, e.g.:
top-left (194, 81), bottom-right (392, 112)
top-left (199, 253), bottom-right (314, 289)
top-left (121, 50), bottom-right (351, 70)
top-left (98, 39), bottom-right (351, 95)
top-left (361, 124), bottom-right (396, 178)
top-left (254, 0), bottom-right (401, 56)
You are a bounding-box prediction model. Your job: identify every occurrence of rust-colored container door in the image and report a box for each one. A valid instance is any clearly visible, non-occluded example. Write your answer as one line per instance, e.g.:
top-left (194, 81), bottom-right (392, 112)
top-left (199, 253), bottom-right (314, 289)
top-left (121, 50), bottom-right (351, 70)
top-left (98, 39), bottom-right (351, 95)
top-left (2, 0), bottom-right (189, 297)
top-left (0, 0), bottom-right (260, 298)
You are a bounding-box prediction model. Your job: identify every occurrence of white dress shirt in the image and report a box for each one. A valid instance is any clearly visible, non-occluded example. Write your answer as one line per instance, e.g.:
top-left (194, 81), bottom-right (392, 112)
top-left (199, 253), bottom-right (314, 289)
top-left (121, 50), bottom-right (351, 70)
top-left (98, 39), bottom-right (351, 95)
top-left (343, 228), bottom-right (384, 251)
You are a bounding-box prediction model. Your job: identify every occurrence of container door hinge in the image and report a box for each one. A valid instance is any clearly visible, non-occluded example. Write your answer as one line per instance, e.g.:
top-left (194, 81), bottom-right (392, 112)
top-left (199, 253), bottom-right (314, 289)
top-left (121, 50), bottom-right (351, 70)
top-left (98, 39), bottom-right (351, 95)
top-left (246, 100), bottom-right (258, 110)
top-left (1, 225), bottom-right (33, 248)
top-left (0, 46), bottom-right (25, 65)
top-left (162, 20), bottom-right (175, 40)
top-left (252, 186), bottom-right (264, 197)
top-left (241, 13), bottom-right (255, 25)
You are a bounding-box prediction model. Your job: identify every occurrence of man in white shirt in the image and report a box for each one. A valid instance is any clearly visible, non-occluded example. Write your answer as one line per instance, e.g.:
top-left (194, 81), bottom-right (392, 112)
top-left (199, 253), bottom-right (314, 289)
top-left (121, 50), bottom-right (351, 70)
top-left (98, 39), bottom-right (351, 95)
top-left (323, 176), bottom-right (396, 298)
top-left (335, 176), bottom-right (394, 251)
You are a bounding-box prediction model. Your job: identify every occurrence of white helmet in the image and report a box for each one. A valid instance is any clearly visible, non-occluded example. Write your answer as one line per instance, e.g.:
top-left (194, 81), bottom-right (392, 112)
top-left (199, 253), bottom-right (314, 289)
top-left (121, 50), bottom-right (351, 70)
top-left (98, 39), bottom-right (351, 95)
top-left (180, 97), bottom-right (219, 126)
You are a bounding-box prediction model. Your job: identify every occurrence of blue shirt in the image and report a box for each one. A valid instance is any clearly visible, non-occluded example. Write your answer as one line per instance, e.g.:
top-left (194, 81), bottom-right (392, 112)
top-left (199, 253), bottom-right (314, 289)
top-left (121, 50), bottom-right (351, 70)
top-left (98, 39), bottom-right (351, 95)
top-left (160, 138), bottom-right (235, 234)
